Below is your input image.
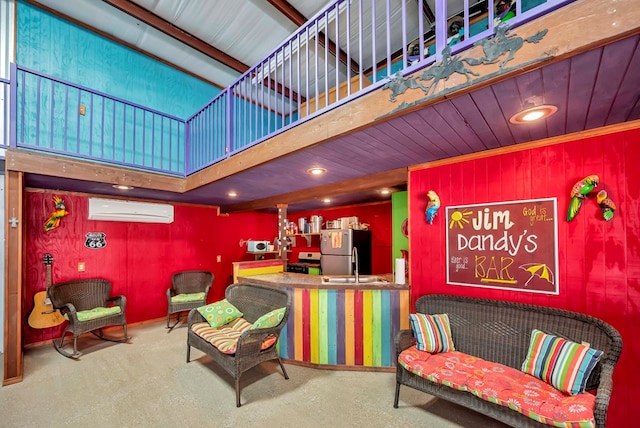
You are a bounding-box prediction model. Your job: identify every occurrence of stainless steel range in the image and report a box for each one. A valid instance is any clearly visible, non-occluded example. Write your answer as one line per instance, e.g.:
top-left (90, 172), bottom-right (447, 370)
top-left (287, 252), bottom-right (321, 274)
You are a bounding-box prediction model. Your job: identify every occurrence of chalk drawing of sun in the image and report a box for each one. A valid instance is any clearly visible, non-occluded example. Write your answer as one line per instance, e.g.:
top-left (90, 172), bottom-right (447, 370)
top-left (449, 210), bottom-right (472, 229)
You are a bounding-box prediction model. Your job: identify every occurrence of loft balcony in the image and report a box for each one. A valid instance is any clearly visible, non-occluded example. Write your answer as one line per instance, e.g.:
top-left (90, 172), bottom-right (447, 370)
top-left (3, 0), bottom-right (640, 212)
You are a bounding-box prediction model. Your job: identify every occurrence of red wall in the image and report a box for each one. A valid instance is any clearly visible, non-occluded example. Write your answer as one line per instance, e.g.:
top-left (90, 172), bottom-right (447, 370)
top-left (408, 128), bottom-right (639, 427)
top-left (24, 192), bottom-right (276, 345)
top-left (289, 201), bottom-right (392, 274)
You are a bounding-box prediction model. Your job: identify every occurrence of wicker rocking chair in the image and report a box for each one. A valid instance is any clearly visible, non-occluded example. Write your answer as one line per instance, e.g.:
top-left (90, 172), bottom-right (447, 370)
top-left (166, 270), bottom-right (214, 332)
top-left (48, 278), bottom-right (129, 359)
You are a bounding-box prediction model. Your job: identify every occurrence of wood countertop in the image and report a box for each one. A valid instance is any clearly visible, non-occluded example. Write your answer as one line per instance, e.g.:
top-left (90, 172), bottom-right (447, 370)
top-left (237, 272), bottom-right (410, 291)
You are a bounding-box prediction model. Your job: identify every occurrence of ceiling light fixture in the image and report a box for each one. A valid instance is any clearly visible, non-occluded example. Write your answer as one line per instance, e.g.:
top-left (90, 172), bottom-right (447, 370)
top-left (323, 198), bottom-right (331, 203)
top-left (379, 189), bottom-right (391, 195)
top-left (227, 191), bottom-right (237, 197)
top-left (112, 184), bottom-right (133, 190)
top-left (306, 167), bottom-right (327, 175)
top-left (509, 104), bottom-right (558, 124)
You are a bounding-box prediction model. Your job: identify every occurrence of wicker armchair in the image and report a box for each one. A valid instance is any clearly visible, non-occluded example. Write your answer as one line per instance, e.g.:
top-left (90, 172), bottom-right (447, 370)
top-left (48, 278), bottom-right (129, 359)
top-left (166, 270), bottom-right (214, 332)
top-left (187, 283), bottom-right (291, 407)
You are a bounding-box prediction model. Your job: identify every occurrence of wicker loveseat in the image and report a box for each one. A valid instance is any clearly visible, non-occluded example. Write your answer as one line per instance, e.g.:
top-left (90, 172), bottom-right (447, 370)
top-left (394, 294), bottom-right (622, 427)
top-left (187, 283), bottom-right (291, 407)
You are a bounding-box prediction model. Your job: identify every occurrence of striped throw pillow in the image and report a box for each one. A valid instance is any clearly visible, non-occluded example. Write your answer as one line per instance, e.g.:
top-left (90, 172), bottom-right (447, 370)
top-left (409, 313), bottom-right (455, 353)
top-left (521, 329), bottom-right (603, 395)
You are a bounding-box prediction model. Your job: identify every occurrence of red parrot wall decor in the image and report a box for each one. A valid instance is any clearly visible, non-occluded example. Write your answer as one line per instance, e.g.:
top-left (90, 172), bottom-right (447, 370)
top-left (44, 195), bottom-right (69, 232)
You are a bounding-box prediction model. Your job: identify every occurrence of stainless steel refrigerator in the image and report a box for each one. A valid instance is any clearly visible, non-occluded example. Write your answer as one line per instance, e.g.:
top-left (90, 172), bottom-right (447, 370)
top-left (320, 229), bottom-right (371, 275)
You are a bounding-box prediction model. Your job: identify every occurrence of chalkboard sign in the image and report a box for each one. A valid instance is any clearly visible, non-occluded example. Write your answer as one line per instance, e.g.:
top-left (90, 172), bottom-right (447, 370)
top-left (445, 198), bottom-right (558, 294)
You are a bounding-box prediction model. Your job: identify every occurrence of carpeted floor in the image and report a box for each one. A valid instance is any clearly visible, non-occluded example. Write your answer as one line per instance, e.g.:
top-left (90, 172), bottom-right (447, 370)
top-left (1, 321), bottom-right (507, 428)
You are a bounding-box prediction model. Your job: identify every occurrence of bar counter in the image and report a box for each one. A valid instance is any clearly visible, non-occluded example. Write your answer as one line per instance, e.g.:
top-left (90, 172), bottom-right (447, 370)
top-left (237, 272), bottom-right (411, 370)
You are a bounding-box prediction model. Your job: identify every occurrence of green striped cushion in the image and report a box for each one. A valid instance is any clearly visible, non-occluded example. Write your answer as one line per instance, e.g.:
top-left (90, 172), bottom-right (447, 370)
top-left (63, 306), bottom-right (121, 322)
top-left (409, 313), bottom-right (455, 353)
top-left (521, 329), bottom-right (603, 395)
top-left (171, 292), bottom-right (205, 303)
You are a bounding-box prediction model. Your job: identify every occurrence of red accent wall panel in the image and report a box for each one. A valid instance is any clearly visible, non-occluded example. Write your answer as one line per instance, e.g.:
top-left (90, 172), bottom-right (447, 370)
top-left (408, 127), bottom-right (640, 428)
top-left (24, 193), bottom-right (276, 345)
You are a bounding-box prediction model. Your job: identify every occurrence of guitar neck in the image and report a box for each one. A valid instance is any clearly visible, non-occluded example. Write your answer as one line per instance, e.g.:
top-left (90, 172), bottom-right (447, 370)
top-left (46, 267), bottom-right (52, 293)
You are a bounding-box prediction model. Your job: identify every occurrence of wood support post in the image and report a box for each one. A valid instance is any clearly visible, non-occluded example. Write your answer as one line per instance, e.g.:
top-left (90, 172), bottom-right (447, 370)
top-left (4, 170), bottom-right (24, 385)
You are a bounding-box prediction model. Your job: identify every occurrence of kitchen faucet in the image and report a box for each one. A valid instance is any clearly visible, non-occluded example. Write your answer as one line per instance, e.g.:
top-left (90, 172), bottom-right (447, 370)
top-left (352, 246), bottom-right (359, 283)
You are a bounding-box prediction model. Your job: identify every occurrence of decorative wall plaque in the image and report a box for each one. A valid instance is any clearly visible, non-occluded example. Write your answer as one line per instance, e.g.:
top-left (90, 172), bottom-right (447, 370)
top-left (84, 232), bottom-right (107, 249)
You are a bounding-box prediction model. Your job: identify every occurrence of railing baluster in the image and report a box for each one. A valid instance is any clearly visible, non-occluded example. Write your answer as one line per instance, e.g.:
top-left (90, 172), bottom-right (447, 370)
top-left (346, 0), bottom-right (352, 95)
top-left (101, 94), bottom-right (105, 160)
top-left (335, 2), bottom-right (340, 102)
top-left (89, 93), bottom-right (94, 155)
top-left (371, 0), bottom-right (377, 83)
top-left (50, 81), bottom-right (54, 149)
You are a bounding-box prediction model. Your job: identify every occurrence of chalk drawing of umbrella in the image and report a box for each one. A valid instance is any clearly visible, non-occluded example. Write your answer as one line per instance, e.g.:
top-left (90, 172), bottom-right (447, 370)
top-left (519, 263), bottom-right (555, 287)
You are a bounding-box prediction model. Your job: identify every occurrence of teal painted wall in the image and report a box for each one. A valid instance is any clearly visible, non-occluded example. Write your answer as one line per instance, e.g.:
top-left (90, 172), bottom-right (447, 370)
top-left (16, 1), bottom-right (219, 119)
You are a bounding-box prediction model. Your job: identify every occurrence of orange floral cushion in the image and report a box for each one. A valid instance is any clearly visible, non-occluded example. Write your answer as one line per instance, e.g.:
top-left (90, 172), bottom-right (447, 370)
top-left (398, 348), bottom-right (596, 427)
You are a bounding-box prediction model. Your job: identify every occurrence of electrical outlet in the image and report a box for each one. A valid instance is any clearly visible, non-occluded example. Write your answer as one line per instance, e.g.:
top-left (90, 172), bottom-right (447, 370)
top-left (216, 255), bottom-right (222, 263)
top-left (78, 262), bottom-right (85, 272)
top-left (79, 105), bottom-right (86, 116)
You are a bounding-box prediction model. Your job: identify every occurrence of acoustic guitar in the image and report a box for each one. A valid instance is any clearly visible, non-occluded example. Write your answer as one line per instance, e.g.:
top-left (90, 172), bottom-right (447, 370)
top-left (27, 253), bottom-right (65, 329)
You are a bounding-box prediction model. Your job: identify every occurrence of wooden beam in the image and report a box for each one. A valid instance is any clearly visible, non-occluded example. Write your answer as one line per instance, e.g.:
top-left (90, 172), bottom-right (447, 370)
top-left (267, 0), bottom-right (361, 75)
top-left (102, 0), bottom-right (250, 74)
top-left (5, 150), bottom-right (184, 193)
top-left (4, 171), bottom-right (24, 386)
top-left (421, 0), bottom-right (435, 23)
top-left (220, 167), bottom-right (407, 213)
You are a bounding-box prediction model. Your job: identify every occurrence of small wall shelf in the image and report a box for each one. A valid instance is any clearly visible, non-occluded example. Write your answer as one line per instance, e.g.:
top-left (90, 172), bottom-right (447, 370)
top-left (295, 233), bottom-right (320, 246)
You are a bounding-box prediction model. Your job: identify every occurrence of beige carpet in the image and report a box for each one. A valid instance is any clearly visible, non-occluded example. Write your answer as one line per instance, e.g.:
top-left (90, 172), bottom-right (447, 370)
top-left (1, 321), bottom-right (507, 428)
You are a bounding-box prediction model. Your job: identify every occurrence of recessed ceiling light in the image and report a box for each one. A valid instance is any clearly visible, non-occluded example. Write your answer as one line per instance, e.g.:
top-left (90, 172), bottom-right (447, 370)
top-left (323, 198), bottom-right (331, 203)
top-left (307, 167), bottom-right (327, 175)
top-left (380, 189), bottom-right (391, 195)
top-left (227, 191), bottom-right (237, 197)
top-left (112, 184), bottom-right (133, 190)
top-left (509, 105), bottom-right (558, 124)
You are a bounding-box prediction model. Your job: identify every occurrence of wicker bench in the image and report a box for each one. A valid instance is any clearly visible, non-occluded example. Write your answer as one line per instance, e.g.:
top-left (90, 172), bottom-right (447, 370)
top-left (393, 294), bottom-right (622, 427)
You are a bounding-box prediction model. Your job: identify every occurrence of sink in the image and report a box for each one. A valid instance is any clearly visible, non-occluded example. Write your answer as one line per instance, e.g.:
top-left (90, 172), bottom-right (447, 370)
top-left (321, 276), bottom-right (389, 285)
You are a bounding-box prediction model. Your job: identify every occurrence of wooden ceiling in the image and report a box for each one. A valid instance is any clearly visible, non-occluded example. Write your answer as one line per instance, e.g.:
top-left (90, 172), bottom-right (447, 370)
top-left (13, 0), bottom-right (640, 213)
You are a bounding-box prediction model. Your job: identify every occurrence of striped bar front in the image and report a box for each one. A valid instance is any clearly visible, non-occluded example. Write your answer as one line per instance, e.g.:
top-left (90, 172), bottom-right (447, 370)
top-left (279, 287), bottom-right (410, 368)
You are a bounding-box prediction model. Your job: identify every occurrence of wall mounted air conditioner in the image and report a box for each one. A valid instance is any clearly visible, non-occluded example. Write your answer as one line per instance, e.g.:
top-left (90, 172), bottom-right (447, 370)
top-left (88, 198), bottom-right (174, 224)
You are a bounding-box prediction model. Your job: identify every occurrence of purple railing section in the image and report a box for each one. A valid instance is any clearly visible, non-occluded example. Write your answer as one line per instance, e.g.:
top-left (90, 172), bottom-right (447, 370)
top-left (0, 76), bottom-right (9, 151)
top-left (8, 0), bottom-right (573, 175)
top-left (185, 0), bottom-right (573, 174)
top-left (12, 64), bottom-right (186, 175)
